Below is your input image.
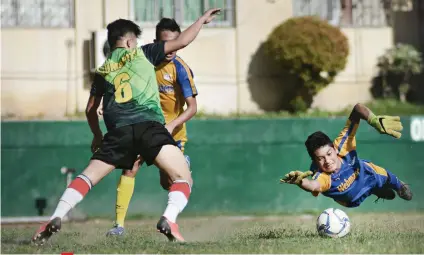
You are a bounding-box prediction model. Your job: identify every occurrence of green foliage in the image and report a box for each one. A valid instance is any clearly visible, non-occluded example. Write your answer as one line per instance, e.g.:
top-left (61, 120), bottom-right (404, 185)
top-left (376, 43), bottom-right (423, 101)
top-left (377, 43), bottom-right (423, 75)
top-left (194, 100), bottom-right (424, 119)
top-left (4, 101), bottom-right (424, 121)
top-left (264, 16), bottom-right (349, 112)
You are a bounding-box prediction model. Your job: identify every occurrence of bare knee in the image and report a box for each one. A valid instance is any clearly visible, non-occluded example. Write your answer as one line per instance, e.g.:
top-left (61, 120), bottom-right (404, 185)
top-left (160, 179), bottom-right (171, 190)
top-left (154, 144), bottom-right (193, 187)
top-left (170, 172), bottom-right (193, 187)
top-left (160, 171), bottom-right (193, 190)
top-left (82, 159), bottom-right (115, 186)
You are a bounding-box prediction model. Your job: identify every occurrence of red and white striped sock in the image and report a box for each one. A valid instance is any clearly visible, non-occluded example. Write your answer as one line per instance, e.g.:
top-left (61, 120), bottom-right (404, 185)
top-left (50, 175), bottom-right (92, 220)
top-left (162, 180), bottom-right (191, 223)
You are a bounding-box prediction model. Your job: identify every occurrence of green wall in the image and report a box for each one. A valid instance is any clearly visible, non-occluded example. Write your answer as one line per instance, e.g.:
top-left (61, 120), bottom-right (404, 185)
top-left (2, 117), bottom-right (424, 218)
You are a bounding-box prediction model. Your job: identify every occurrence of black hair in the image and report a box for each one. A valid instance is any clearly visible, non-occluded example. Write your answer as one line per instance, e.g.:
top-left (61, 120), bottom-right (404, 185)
top-left (155, 18), bottom-right (181, 40)
top-left (106, 19), bottom-right (141, 48)
top-left (305, 131), bottom-right (333, 159)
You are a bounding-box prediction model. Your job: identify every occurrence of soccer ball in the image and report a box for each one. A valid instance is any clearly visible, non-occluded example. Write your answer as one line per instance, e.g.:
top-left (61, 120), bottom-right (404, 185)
top-left (316, 208), bottom-right (351, 238)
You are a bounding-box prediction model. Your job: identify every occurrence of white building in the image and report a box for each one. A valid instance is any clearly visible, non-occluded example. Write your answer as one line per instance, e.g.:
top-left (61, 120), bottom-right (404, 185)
top-left (1, 0), bottom-right (419, 118)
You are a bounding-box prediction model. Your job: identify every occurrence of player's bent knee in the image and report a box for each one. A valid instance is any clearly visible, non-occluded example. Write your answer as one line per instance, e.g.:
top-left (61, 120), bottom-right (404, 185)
top-left (168, 171), bottom-right (192, 185)
top-left (154, 144), bottom-right (191, 179)
top-left (159, 170), bottom-right (192, 190)
top-left (160, 180), bottom-right (171, 191)
top-left (159, 169), bottom-right (171, 190)
top-left (82, 159), bottom-right (115, 186)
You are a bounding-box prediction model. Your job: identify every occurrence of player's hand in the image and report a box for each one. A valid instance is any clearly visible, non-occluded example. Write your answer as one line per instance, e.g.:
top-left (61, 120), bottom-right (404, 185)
top-left (201, 8), bottom-right (221, 24)
top-left (97, 107), bottom-right (103, 116)
top-left (367, 113), bottom-right (403, 139)
top-left (280, 170), bottom-right (313, 185)
top-left (91, 135), bottom-right (103, 153)
top-left (165, 124), bottom-right (175, 135)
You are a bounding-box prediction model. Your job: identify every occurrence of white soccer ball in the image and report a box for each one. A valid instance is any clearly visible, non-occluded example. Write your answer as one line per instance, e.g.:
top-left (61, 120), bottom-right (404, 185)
top-left (316, 208), bottom-right (351, 238)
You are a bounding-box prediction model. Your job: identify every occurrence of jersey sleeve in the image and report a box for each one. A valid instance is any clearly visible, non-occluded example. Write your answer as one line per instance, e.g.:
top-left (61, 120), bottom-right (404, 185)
top-left (141, 42), bottom-right (166, 66)
top-left (175, 58), bottom-right (198, 98)
top-left (333, 119), bottom-right (359, 157)
top-left (90, 73), bottom-right (105, 97)
top-left (311, 172), bottom-right (331, 197)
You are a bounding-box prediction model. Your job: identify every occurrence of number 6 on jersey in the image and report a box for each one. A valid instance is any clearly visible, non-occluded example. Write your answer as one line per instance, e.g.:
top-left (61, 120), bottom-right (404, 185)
top-left (113, 72), bottom-right (132, 103)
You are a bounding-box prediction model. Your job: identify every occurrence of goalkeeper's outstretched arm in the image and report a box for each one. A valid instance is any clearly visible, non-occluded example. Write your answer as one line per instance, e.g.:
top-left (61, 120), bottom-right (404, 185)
top-left (280, 170), bottom-right (322, 193)
top-left (349, 103), bottom-right (372, 124)
top-left (350, 103), bottom-right (403, 138)
top-left (299, 179), bottom-right (321, 193)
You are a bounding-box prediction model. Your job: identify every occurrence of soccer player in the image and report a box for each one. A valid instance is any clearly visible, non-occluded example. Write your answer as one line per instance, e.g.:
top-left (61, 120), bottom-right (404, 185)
top-left (105, 18), bottom-right (198, 237)
top-left (280, 103), bottom-right (413, 207)
top-left (31, 8), bottom-right (220, 245)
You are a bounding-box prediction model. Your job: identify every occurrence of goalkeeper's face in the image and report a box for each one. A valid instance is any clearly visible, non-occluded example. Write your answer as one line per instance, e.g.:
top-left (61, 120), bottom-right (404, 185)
top-left (313, 145), bottom-right (341, 173)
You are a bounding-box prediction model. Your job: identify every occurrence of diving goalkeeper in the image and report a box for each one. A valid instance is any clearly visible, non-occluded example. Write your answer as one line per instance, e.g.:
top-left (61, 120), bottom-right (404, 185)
top-left (280, 103), bottom-right (412, 207)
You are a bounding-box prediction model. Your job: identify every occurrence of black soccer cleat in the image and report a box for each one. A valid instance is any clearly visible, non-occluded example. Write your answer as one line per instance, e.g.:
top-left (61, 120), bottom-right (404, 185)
top-left (397, 181), bottom-right (413, 201)
top-left (372, 185), bottom-right (396, 201)
top-left (32, 217), bottom-right (62, 246)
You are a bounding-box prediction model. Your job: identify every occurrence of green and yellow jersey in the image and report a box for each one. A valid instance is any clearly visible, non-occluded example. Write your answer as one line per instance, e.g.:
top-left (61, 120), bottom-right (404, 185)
top-left (90, 42), bottom-right (166, 131)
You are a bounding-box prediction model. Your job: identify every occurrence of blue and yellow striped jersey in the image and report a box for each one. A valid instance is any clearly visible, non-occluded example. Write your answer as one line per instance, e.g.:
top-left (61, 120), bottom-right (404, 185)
top-left (155, 56), bottom-right (197, 151)
top-left (309, 119), bottom-right (389, 207)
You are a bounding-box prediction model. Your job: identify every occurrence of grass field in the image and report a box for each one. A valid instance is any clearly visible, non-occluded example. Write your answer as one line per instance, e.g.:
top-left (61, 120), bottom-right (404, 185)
top-left (2, 213), bottom-right (424, 254)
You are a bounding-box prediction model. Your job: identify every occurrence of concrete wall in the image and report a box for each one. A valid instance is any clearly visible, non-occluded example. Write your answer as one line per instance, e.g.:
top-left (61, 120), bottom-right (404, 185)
top-left (1, 29), bottom-right (76, 117)
top-left (140, 28), bottom-right (238, 114)
top-left (312, 27), bottom-right (394, 111)
top-left (0, 0), bottom-right (396, 118)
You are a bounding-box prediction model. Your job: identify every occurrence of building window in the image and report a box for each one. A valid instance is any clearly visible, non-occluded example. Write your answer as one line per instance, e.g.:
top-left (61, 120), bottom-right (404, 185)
top-left (132, 0), bottom-right (235, 27)
top-left (1, 0), bottom-right (74, 28)
top-left (292, 0), bottom-right (413, 27)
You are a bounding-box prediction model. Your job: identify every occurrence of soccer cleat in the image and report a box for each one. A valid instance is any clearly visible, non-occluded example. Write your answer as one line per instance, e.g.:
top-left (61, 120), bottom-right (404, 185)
top-left (106, 224), bottom-right (125, 236)
top-left (397, 181), bottom-right (413, 201)
top-left (31, 217), bottom-right (61, 246)
top-left (156, 216), bottom-right (185, 242)
top-left (372, 185), bottom-right (396, 200)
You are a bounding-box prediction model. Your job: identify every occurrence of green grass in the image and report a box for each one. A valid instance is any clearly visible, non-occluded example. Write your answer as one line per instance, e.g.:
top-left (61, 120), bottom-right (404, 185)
top-left (2, 213), bottom-right (424, 254)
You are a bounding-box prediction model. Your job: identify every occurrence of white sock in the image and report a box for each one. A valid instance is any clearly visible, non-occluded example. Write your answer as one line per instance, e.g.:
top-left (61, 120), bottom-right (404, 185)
top-left (162, 190), bottom-right (188, 223)
top-left (50, 188), bottom-right (83, 220)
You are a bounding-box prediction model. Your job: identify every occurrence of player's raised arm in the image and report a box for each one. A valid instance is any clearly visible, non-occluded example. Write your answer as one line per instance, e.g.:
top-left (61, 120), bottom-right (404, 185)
top-left (164, 8), bottom-right (221, 54)
top-left (141, 9), bottom-right (220, 66)
top-left (348, 103), bottom-right (373, 123)
top-left (333, 104), bottom-right (363, 157)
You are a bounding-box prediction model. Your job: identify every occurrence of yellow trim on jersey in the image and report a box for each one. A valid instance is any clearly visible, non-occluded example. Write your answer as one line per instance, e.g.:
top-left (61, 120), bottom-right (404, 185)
top-left (365, 162), bottom-right (388, 177)
top-left (311, 172), bottom-right (331, 196)
top-left (334, 119), bottom-right (359, 157)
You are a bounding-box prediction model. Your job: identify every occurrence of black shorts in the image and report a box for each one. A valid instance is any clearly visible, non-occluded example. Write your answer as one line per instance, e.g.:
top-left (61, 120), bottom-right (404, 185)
top-left (91, 121), bottom-right (177, 169)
